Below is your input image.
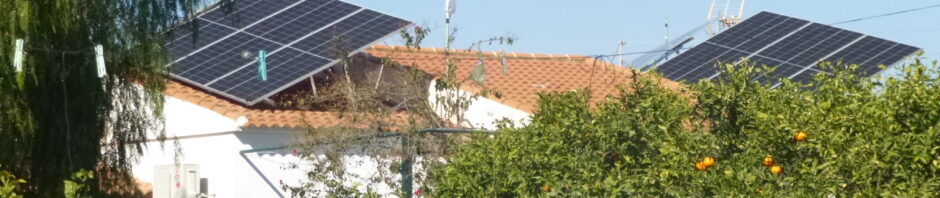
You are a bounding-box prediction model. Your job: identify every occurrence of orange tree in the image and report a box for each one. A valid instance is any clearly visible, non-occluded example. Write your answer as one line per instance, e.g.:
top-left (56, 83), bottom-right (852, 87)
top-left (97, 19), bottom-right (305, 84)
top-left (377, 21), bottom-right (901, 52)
top-left (428, 59), bottom-right (940, 197)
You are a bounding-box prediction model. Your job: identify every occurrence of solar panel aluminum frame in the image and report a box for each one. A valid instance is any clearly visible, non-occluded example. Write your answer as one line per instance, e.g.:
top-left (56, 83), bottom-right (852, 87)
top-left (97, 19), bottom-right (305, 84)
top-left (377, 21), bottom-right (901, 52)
top-left (165, 0), bottom-right (414, 106)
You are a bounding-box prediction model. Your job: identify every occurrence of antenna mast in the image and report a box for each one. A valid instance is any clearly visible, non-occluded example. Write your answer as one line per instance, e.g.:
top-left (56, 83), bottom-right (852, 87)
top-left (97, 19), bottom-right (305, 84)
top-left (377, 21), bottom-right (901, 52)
top-left (706, 0), bottom-right (746, 36)
top-left (664, 15), bottom-right (669, 47)
top-left (618, 41), bottom-right (626, 67)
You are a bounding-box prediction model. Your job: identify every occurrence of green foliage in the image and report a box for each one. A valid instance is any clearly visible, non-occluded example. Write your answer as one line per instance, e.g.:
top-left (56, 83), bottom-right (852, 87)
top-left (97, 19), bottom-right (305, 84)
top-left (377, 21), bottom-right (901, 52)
top-left (285, 25), bottom-right (516, 197)
top-left (63, 169), bottom-right (93, 198)
top-left (1, 168), bottom-right (25, 198)
top-left (0, 0), bottom-right (219, 196)
top-left (430, 59), bottom-right (940, 197)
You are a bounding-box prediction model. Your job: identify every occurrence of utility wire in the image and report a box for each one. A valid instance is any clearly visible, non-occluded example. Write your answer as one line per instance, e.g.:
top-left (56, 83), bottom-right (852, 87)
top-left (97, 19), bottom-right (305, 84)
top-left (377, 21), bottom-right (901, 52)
top-left (373, 47), bottom-right (691, 61)
top-left (829, 3), bottom-right (940, 25)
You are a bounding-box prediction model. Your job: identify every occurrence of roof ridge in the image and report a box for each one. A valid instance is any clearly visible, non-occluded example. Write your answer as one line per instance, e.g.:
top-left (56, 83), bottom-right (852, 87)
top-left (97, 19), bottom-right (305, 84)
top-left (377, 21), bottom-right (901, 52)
top-left (370, 44), bottom-right (590, 60)
top-left (164, 81), bottom-right (410, 128)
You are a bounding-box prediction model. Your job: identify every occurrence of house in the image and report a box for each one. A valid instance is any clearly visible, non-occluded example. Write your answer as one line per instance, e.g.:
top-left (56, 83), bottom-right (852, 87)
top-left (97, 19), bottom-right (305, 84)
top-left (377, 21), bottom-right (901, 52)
top-left (131, 44), bottom-right (683, 197)
top-left (367, 45), bottom-right (684, 129)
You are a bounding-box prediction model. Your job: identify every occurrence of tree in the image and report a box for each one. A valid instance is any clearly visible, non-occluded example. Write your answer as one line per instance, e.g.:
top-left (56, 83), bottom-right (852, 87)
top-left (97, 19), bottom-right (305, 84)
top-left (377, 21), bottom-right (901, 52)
top-left (0, 0), bottom-right (218, 196)
top-left (280, 27), bottom-right (515, 197)
top-left (430, 59), bottom-right (940, 197)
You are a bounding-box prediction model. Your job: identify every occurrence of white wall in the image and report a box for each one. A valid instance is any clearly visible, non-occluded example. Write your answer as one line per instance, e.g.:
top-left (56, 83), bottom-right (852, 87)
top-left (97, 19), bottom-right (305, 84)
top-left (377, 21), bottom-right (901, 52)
top-left (134, 96), bottom-right (414, 197)
top-left (134, 96), bottom-right (301, 197)
top-left (427, 80), bottom-right (531, 130)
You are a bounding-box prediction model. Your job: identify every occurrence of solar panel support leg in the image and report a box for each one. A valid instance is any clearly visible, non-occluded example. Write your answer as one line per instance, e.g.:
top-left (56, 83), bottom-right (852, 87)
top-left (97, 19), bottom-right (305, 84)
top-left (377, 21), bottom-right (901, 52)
top-left (310, 76), bottom-right (318, 97)
top-left (374, 63), bottom-right (385, 90)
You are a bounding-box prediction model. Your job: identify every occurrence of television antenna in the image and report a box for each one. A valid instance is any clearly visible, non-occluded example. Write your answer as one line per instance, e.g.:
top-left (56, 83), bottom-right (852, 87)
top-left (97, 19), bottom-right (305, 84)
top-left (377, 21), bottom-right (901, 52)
top-left (706, 0), bottom-right (746, 36)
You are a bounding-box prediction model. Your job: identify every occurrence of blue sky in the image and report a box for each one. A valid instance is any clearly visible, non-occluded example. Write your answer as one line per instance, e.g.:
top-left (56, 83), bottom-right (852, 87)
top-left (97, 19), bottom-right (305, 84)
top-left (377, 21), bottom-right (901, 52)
top-left (348, 0), bottom-right (940, 65)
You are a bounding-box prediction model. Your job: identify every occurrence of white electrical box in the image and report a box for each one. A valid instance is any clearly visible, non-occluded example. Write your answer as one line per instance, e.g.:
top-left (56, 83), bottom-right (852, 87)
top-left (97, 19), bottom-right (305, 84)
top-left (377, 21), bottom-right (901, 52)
top-left (154, 164), bottom-right (200, 198)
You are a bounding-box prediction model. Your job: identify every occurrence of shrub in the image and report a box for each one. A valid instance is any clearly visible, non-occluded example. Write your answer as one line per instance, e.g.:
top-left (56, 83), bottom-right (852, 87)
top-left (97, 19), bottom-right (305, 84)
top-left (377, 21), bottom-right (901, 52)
top-left (430, 60), bottom-right (940, 197)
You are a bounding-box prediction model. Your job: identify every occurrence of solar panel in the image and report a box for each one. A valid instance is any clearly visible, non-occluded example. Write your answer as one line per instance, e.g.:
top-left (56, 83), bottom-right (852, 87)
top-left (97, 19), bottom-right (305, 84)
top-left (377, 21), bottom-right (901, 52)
top-left (654, 11), bottom-right (921, 86)
top-left (165, 0), bottom-right (411, 105)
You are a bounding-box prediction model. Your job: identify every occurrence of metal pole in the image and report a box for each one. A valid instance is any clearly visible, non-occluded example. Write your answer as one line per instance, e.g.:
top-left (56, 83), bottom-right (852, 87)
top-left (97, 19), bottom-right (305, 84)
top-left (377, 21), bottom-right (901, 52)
top-left (374, 63), bottom-right (384, 90)
top-left (310, 76), bottom-right (317, 97)
top-left (445, 22), bottom-right (451, 50)
top-left (400, 134), bottom-right (413, 198)
top-left (618, 41), bottom-right (625, 67)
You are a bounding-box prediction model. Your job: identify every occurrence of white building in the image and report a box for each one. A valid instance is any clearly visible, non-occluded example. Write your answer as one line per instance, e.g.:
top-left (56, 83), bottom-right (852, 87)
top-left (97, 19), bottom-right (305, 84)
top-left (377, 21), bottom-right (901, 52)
top-left (133, 45), bottom-right (681, 197)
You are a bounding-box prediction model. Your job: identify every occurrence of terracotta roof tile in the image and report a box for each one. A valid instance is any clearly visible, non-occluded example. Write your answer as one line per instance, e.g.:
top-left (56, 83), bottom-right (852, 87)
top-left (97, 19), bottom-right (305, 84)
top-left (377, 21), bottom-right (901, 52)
top-left (165, 45), bottom-right (683, 128)
top-left (366, 44), bottom-right (685, 113)
top-left (164, 81), bottom-right (405, 128)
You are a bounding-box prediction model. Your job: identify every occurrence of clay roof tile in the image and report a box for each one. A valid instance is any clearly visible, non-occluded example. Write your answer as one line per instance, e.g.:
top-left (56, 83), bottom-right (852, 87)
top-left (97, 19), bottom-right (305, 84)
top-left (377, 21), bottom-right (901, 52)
top-left (365, 44), bottom-right (685, 113)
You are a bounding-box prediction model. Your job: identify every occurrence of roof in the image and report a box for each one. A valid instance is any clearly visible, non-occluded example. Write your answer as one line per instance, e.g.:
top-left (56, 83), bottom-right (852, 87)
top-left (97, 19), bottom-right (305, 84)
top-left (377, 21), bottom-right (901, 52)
top-left (164, 45), bottom-right (684, 128)
top-left (365, 45), bottom-right (685, 113)
top-left (164, 81), bottom-right (406, 128)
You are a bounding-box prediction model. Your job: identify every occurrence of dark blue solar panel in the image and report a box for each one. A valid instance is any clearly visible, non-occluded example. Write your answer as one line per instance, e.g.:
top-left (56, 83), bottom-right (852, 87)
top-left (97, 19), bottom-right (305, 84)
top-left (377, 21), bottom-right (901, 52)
top-left (786, 30), bottom-right (863, 66)
top-left (166, 0), bottom-right (411, 105)
top-left (757, 23), bottom-right (833, 61)
top-left (199, 0), bottom-right (301, 29)
top-left (208, 48), bottom-right (303, 96)
top-left (678, 50), bottom-right (750, 82)
top-left (790, 69), bottom-right (820, 83)
top-left (655, 11), bottom-right (919, 85)
top-left (824, 37), bottom-right (895, 70)
top-left (653, 43), bottom-right (714, 77)
top-left (165, 21), bottom-right (235, 59)
top-left (743, 55), bottom-right (802, 84)
top-left (709, 12), bottom-right (786, 47)
top-left (210, 49), bottom-right (332, 102)
top-left (735, 18), bottom-right (809, 52)
top-left (857, 43), bottom-right (920, 75)
top-left (293, 10), bottom-right (382, 53)
top-left (255, 1), bottom-right (360, 44)
top-left (311, 14), bottom-right (411, 58)
top-left (171, 31), bottom-right (255, 77)
top-left (177, 33), bottom-right (281, 84)
top-left (660, 43), bottom-right (728, 80)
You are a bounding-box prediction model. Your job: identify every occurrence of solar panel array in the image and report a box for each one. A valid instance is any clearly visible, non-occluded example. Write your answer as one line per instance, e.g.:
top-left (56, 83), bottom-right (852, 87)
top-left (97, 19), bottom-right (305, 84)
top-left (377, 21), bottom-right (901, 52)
top-left (165, 0), bottom-right (411, 105)
top-left (656, 11), bottom-right (921, 86)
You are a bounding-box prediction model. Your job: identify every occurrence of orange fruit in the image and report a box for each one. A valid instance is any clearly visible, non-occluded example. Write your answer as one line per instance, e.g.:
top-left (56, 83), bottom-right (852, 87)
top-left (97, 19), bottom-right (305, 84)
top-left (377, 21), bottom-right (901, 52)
top-left (695, 161), bottom-right (708, 171)
top-left (762, 156), bottom-right (775, 167)
top-left (794, 131), bottom-right (808, 142)
top-left (702, 157), bottom-right (716, 167)
top-left (542, 185), bottom-right (550, 192)
top-left (770, 165), bottom-right (783, 175)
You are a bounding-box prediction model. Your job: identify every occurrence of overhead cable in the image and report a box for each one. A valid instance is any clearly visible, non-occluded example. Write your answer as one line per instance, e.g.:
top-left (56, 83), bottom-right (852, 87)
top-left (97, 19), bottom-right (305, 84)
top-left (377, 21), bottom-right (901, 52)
top-left (830, 3), bottom-right (940, 25)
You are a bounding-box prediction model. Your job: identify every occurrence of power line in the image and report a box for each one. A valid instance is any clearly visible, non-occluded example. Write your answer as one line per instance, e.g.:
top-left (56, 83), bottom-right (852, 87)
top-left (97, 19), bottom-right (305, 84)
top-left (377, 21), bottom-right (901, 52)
top-left (829, 3), bottom-right (940, 25)
top-left (873, 28), bottom-right (940, 34)
top-left (371, 47), bottom-right (691, 61)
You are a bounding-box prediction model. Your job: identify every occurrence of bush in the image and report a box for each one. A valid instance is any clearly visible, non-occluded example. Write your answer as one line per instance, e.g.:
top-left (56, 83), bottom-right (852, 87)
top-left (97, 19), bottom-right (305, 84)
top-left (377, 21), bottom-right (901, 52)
top-left (1, 168), bottom-right (25, 198)
top-left (429, 60), bottom-right (940, 197)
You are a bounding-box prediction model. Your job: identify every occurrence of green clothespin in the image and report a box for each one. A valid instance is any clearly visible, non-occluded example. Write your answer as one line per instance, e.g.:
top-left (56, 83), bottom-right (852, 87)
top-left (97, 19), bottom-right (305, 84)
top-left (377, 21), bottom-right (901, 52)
top-left (258, 50), bottom-right (267, 81)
